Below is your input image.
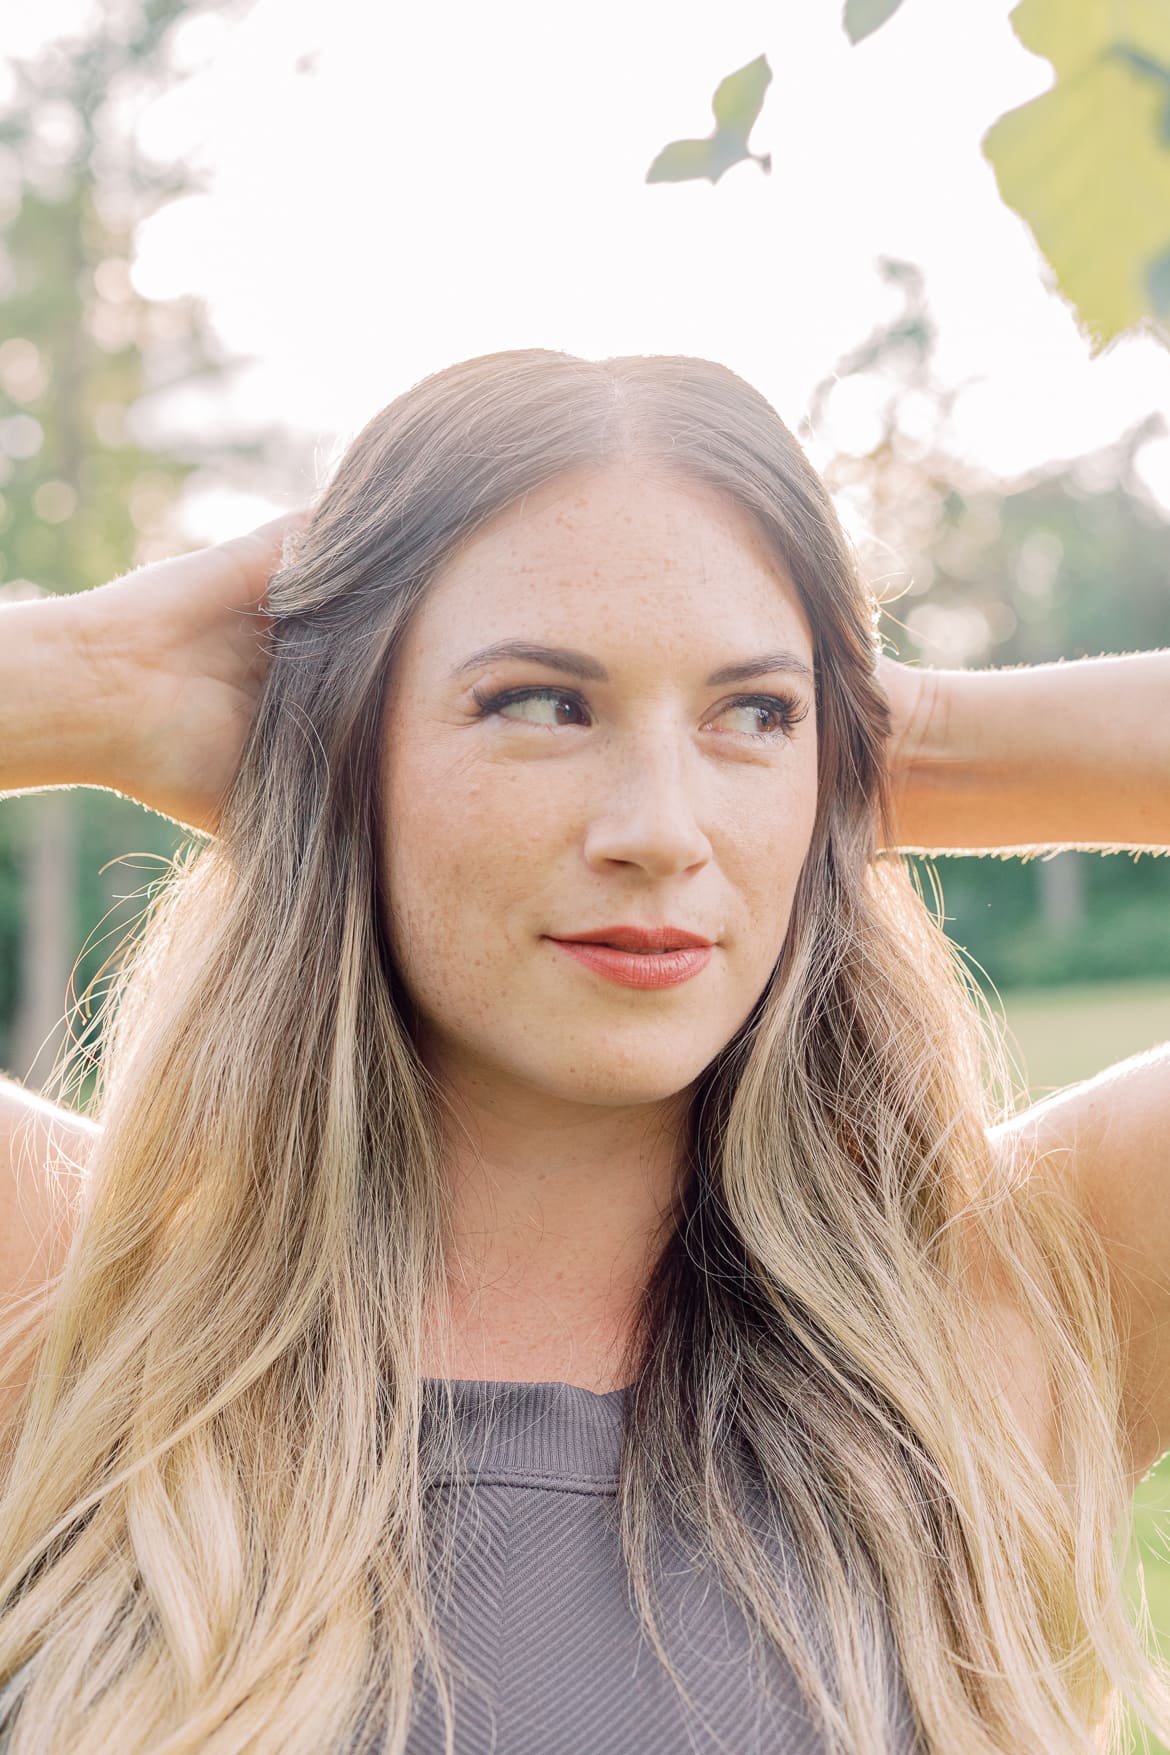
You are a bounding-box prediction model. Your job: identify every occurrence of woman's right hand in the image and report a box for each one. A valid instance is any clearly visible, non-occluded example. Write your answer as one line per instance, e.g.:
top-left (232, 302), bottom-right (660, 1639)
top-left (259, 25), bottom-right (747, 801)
top-left (73, 510), bottom-right (311, 836)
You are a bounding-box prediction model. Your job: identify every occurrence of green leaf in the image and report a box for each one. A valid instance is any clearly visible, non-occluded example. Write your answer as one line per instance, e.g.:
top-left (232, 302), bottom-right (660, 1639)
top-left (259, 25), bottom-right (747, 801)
top-left (843, 0), bottom-right (907, 46)
top-left (1006, 0), bottom-right (1167, 73)
top-left (645, 139), bottom-right (724, 184)
top-left (1103, 44), bottom-right (1170, 143)
top-left (1147, 241), bottom-right (1170, 314)
top-left (982, 0), bottom-right (1170, 353)
top-left (646, 54), bottom-right (772, 186)
top-left (709, 53), bottom-right (772, 137)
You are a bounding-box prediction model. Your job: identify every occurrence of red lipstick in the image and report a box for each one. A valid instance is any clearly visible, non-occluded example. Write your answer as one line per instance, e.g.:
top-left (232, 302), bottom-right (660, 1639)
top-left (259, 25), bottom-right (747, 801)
top-left (546, 925), bottom-right (715, 989)
top-left (553, 925), bottom-right (713, 952)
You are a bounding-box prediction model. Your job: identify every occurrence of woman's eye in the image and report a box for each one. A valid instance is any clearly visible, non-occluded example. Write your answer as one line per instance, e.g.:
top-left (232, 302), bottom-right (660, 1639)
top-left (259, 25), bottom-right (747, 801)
top-left (720, 697), bottom-right (804, 739)
top-left (470, 685), bottom-right (806, 741)
top-left (473, 686), bottom-right (589, 730)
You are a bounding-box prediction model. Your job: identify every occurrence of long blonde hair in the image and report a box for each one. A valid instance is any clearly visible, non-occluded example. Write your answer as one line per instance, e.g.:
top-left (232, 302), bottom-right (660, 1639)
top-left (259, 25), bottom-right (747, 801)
top-left (0, 349), bottom-right (1167, 1753)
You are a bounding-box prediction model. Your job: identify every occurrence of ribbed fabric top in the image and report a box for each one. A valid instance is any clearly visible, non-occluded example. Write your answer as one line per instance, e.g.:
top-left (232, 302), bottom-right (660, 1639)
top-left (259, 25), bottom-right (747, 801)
top-left (404, 1377), bottom-right (924, 1755)
top-left (422, 1373), bottom-right (630, 1483)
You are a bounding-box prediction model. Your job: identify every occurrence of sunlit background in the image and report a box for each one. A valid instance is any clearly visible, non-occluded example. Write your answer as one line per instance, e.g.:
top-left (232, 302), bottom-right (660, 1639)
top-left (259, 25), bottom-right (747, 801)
top-left (2, 0), bottom-right (1170, 1742)
top-left (8, 0), bottom-right (1170, 545)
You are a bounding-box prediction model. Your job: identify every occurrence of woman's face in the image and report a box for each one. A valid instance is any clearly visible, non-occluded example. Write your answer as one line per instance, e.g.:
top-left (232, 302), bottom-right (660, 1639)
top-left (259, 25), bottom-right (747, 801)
top-left (378, 465), bottom-right (818, 1113)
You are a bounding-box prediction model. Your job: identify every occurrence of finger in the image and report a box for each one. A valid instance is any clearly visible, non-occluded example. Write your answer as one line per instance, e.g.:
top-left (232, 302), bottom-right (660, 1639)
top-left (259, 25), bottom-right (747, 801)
top-left (245, 508), bottom-right (312, 548)
top-left (219, 510), bottom-right (312, 592)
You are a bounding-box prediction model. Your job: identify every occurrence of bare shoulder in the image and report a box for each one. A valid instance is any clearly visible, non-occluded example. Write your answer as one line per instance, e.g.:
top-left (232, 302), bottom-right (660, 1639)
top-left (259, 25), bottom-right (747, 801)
top-left (0, 1075), bottom-right (100, 1300)
top-left (987, 1041), bottom-right (1170, 1487)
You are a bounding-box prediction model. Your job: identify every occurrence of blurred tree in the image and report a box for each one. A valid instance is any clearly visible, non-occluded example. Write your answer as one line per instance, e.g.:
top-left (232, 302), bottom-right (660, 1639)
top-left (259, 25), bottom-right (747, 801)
top-left (802, 255), bottom-right (1170, 992)
top-left (803, 259), bottom-right (1170, 675)
top-left (0, 0), bottom-right (304, 1088)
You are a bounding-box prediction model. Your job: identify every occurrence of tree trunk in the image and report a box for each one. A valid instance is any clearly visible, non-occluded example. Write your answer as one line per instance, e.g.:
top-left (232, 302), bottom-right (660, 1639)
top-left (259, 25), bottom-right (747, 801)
top-left (10, 792), bottom-right (78, 1094)
top-left (1036, 850), bottom-right (1086, 931)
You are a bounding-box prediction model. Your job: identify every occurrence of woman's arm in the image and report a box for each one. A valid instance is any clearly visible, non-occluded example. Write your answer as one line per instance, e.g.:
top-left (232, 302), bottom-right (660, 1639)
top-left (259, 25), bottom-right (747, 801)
top-left (879, 650), bottom-right (1170, 854)
top-left (882, 647), bottom-right (1170, 1481)
top-left (0, 511), bottom-right (307, 835)
top-left (0, 591), bottom-right (120, 798)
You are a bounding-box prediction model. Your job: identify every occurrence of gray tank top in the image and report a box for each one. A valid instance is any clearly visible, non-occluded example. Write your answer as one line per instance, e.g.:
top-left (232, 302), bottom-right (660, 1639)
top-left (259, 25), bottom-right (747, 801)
top-left (406, 1378), bottom-right (924, 1754)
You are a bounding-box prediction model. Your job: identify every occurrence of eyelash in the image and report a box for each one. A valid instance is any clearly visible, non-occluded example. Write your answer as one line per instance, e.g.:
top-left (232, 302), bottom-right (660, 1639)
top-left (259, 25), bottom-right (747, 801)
top-left (469, 684), bottom-right (809, 743)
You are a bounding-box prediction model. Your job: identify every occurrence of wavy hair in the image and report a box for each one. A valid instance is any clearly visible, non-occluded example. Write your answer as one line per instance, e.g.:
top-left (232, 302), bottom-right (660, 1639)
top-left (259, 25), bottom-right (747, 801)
top-left (0, 349), bottom-right (1167, 1754)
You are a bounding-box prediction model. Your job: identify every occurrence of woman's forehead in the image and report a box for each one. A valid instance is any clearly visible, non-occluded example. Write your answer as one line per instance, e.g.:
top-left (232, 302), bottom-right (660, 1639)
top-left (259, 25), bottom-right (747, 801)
top-left (409, 468), bottom-right (813, 670)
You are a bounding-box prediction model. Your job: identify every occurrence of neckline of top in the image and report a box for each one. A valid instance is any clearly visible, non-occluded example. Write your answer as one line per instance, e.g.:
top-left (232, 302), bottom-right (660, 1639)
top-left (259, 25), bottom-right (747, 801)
top-left (420, 1374), bottom-right (633, 1399)
top-left (418, 1375), bottom-right (632, 1483)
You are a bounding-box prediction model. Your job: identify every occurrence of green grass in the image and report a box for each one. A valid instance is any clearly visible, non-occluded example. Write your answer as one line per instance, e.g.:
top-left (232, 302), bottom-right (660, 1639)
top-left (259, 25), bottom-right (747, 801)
top-left (997, 979), bottom-right (1170, 1752)
top-left (998, 976), bottom-right (1170, 1098)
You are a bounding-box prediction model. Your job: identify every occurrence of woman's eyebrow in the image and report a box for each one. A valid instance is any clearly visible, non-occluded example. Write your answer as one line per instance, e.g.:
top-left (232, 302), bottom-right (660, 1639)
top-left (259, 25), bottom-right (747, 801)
top-left (451, 639), bottom-right (814, 688)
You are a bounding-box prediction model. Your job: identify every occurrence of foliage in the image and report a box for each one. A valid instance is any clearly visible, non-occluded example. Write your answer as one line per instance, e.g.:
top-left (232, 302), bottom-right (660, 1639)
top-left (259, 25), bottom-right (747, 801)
top-left (0, 0), bottom-right (304, 1072)
top-left (803, 256), bottom-right (1170, 674)
top-left (0, 790), bottom-right (183, 1075)
top-left (982, 0), bottom-right (1170, 353)
top-left (843, 0), bottom-right (908, 47)
top-left (645, 55), bottom-right (772, 186)
top-left (805, 254), bottom-right (1170, 995)
top-left (649, 2), bottom-right (1170, 352)
top-left (919, 855), bottom-right (1170, 992)
top-left (0, 2), bottom-right (278, 601)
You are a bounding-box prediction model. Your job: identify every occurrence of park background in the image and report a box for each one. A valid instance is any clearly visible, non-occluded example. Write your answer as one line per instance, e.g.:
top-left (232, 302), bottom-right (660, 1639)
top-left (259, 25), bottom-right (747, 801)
top-left (0, 0), bottom-right (1168, 1746)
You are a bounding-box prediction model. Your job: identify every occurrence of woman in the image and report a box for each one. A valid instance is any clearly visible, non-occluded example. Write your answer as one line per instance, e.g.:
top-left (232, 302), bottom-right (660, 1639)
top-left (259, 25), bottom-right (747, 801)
top-left (0, 349), bottom-right (1166, 1754)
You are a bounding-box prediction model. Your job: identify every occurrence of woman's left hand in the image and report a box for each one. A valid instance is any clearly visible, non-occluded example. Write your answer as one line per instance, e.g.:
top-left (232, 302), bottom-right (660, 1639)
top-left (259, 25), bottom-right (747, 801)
top-left (72, 511), bottom-right (311, 836)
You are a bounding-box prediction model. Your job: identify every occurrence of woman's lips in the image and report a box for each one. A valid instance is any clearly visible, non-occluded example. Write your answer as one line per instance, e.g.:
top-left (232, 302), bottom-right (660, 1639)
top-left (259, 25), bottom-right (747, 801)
top-left (547, 938), bottom-right (714, 989)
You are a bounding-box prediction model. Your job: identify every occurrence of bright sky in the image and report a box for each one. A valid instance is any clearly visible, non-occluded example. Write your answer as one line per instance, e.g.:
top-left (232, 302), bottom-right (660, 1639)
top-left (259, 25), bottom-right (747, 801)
top-left (11, 0), bottom-right (1170, 543)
